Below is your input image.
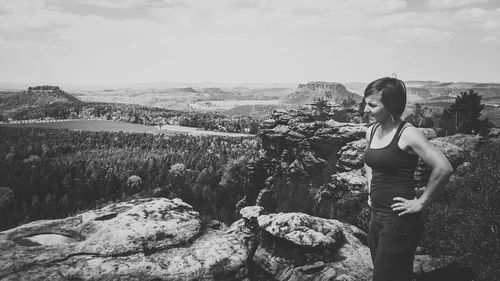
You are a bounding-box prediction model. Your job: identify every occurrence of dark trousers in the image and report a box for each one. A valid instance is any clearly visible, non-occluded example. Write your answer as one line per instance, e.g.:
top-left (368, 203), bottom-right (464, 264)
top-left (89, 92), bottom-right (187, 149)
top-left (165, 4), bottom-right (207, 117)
top-left (368, 211), bottom-right (424, 281)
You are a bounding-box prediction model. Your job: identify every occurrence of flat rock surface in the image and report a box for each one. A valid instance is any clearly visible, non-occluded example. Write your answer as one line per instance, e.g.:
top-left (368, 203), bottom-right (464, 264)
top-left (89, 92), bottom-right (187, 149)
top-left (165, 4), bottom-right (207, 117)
top-left (0, 198), bottom-right (248, 281)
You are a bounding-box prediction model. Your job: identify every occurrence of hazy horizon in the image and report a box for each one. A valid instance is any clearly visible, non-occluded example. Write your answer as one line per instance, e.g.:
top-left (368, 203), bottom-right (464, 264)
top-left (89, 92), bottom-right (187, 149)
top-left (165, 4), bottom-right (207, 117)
top-left (2, 80), bottom-right (500, 91)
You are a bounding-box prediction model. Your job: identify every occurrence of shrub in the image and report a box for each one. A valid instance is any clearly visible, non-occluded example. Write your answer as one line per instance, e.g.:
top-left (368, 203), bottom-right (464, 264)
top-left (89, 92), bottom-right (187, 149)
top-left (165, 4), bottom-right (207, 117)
top-left (423, 140), bottom-right (500, 280)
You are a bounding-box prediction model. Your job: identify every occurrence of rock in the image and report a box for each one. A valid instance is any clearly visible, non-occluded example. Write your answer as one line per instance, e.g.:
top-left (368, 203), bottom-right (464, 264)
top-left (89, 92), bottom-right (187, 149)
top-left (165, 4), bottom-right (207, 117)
top-left (487, 128), bottom-right (500, 138)
top-left (257, 213), bottom-right (344, 249)
top-left (0, 198), bottom-right (249, 281)
top-left (282, 82), bottom-right (361, 105)
top-left (253, 212), bottom-right (372, 281)
top-left (418, 128), bottom-right (437, 140)
top-left (337, 139), bottom-right (367, 171)
top-left (435, 134), bottom-right (482, 155)
top-left (207, 220), bottom-right (228, 230)
top-left (240, 206), bottom-right (265, 221)
top-left (331, 169), bottom-right (368, 194)
top-left (254, 106), bottom-right (368, 219)
top-left (428, 139), bottom-right (466, 168)
top-left (413, 255), bottom-right (473, 281)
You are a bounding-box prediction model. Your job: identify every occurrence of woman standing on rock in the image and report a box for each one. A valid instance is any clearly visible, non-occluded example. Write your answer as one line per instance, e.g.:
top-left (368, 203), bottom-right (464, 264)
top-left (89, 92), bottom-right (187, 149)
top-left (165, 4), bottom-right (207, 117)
top-left (363, 77), bottom-right (453, 281)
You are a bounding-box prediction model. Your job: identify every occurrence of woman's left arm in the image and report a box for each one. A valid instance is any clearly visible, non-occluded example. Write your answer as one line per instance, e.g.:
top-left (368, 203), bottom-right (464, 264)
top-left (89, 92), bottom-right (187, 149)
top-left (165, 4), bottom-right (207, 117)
top-left (392, 127), bottom-right (454, 216)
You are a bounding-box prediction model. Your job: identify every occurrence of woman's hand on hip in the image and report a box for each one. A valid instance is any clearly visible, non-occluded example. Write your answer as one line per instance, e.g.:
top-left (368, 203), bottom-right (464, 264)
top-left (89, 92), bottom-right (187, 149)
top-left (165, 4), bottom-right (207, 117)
top-left (391, 197), bottom-right (424, 216)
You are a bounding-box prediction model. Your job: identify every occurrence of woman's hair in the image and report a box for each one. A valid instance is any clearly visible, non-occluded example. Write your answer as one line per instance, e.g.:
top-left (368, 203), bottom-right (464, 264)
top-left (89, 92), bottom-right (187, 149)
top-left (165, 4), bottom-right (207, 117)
top-left (364, 77), bottom-right (407, 119)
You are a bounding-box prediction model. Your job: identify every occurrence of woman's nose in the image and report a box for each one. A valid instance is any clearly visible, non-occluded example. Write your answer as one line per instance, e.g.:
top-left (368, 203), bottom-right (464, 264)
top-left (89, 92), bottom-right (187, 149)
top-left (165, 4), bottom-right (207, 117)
top-left (364, 105), bottom-right (370, 113)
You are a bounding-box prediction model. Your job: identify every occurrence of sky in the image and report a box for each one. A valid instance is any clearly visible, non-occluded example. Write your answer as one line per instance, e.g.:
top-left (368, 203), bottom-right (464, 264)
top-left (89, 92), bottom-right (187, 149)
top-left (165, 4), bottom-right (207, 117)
top-left (0, 0), bottom-right (499, 86)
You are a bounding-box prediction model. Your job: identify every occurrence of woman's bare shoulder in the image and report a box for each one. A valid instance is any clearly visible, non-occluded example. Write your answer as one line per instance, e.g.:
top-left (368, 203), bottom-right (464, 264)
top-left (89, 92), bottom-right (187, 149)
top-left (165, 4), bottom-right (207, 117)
top-left (400, 124), bottom-right (431, 149)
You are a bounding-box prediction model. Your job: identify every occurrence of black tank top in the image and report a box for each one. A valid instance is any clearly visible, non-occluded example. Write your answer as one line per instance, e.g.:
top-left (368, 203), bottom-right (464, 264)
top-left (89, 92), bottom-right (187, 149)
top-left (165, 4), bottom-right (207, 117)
top-left (364, 121), bottom-right (419, 213)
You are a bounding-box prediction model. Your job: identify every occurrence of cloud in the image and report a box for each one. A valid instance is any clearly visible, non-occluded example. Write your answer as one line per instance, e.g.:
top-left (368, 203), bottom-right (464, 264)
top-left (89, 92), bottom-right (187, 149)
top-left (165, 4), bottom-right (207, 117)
top-left (426, 0), bottom-right (489, 10)
top-left (370, 12), bottom-right (420, 27)
top-left (481, 35), bottom-right (498, 43)
top-left (337, 35), bottom-right (364, 43)
top-left (49, 0), bottom-right (165, 10)
top-left (226, 0), bottom-right (272, 10)
top-left (389, 27), bottom-right (455, 43)
top-left (0, 1), bottom-right (77, 31)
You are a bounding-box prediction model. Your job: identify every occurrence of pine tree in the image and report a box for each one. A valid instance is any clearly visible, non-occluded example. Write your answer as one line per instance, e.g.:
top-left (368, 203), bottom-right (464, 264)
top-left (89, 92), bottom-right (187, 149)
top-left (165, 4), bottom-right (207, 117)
top-left (441, 89), bottom-right (489, 135)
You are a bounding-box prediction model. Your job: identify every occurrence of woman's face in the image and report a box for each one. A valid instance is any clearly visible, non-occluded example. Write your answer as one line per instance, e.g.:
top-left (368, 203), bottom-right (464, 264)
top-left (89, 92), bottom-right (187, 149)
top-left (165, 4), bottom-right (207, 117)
top-left (364, 92), bottom-right (390, 123)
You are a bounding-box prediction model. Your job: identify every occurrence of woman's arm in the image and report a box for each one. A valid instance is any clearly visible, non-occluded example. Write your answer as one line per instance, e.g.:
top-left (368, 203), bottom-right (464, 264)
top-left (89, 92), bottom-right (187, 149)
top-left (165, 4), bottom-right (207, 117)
top-left (364, 125), bottom-right (374, 205)
top-left (391, 126), bottom-right (453, 216)
top-left (364, 163), bottom-right (373, 206)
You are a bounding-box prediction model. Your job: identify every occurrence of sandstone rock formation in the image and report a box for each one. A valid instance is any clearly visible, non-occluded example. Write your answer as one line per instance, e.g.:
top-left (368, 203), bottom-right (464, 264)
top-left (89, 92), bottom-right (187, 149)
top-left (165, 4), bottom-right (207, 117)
top-left (255, 113), bottom-right (367, 215)
top-left (336, 139), bottom-right (367, 172)
top-left (0, 198), bottom-right (249, 281)
top-left (253, 212), bottom-right (373, 281)
top-left (1, 198), bottom-right (375, 281)
top-left (281, 82), bottom-right (361, 105)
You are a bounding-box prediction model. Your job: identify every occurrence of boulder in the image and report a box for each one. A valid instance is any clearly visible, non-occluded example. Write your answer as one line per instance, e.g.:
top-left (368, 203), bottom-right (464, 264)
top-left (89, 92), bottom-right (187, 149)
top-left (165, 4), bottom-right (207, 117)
top-left (337, 139), bottom-right (367, 171)
top-left (240, 206), bottom-right (265, 221)
top-left (253, 212), bottom-right (373, 281)
top-left (0, 198), bottom-right (249, 281)
top-left (331, 169), bottom-right (368, 194)
top-left (434, 134), bottom-right (482, 156)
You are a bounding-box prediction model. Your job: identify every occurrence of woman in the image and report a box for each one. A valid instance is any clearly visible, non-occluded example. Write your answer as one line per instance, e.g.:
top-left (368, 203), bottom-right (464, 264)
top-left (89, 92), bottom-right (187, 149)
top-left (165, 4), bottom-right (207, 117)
top-left (363, 77), bottom-right (453, 281)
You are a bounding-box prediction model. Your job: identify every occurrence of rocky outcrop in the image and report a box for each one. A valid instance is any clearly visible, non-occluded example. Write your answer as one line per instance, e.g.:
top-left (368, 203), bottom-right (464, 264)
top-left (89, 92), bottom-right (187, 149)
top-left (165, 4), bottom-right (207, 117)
top-left (253, 212), bottom-right (373, 281)
top-left (0, 198), bottom-right (249, 281)
top-left (331, 169), bottom-right (368, 195)
top-left (259, 111), bottom-right (366, 168)
top-left (337, 139), bottom-right (367, 171)
top-left (435, 133), bottom-right (482, 155)
top-left (1, 199), bottom-right (375, 281)
top-left (282, 82), bottom-right (361, 105)
top-left (255, 112), bottom-right (367, 215)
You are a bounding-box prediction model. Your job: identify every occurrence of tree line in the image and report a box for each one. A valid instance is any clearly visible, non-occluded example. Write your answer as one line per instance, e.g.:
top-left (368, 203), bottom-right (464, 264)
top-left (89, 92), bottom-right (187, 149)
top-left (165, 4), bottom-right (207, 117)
top-left (0, 127), bottom-right (260, 230)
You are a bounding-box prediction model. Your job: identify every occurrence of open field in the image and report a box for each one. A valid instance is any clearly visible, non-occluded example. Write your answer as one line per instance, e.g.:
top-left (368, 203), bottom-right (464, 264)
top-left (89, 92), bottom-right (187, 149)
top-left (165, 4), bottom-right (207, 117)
top-left (0, 120), bottom-right (254, 137)
top-left (190, 99), bottom-right (280, 111)
top-left (69, 86), bottom-right (294, 112)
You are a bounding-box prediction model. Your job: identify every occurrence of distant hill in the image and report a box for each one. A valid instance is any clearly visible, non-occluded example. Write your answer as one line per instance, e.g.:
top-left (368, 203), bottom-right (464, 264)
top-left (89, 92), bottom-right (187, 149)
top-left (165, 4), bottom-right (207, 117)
top-left (175, 87), bottom-right (198, 93)
top-left (282, 82), bottom-right (362, 105)
top-left (345, 80), bottom-right (500, 104)
top-left (0, 86), bottom-right (83, 120)
top-left (403, 81), bottom-right (500, 100)
top-left (0, 86), bottom-right (80, 109)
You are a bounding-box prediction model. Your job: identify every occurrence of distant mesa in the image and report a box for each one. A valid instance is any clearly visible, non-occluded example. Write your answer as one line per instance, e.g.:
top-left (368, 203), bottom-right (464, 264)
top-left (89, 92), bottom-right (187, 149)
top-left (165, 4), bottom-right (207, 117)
top-left (27, 85), bottom-right (61, 92)
top-left (282, 81), bottom-right (362, 105)
top-left (0, 85), bottom-right (81, 114)
top-left (176, 87), bottom-right (198, 93)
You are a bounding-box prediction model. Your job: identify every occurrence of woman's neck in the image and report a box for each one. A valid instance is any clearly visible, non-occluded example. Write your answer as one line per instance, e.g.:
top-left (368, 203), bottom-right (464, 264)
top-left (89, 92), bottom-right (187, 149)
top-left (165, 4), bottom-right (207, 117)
top-left (379, 118), bottom-right (401, 133)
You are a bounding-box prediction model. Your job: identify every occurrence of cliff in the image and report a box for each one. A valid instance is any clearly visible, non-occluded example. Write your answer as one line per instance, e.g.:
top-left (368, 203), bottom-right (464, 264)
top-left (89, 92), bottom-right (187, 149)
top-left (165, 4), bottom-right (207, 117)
top-left (281, 82), bottom-right (362, 105)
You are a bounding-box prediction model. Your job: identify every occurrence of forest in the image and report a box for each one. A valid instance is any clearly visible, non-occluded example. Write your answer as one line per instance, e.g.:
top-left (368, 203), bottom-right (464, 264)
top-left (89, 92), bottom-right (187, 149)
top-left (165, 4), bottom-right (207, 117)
top-left (0, 127), bottom-right (260, 230)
